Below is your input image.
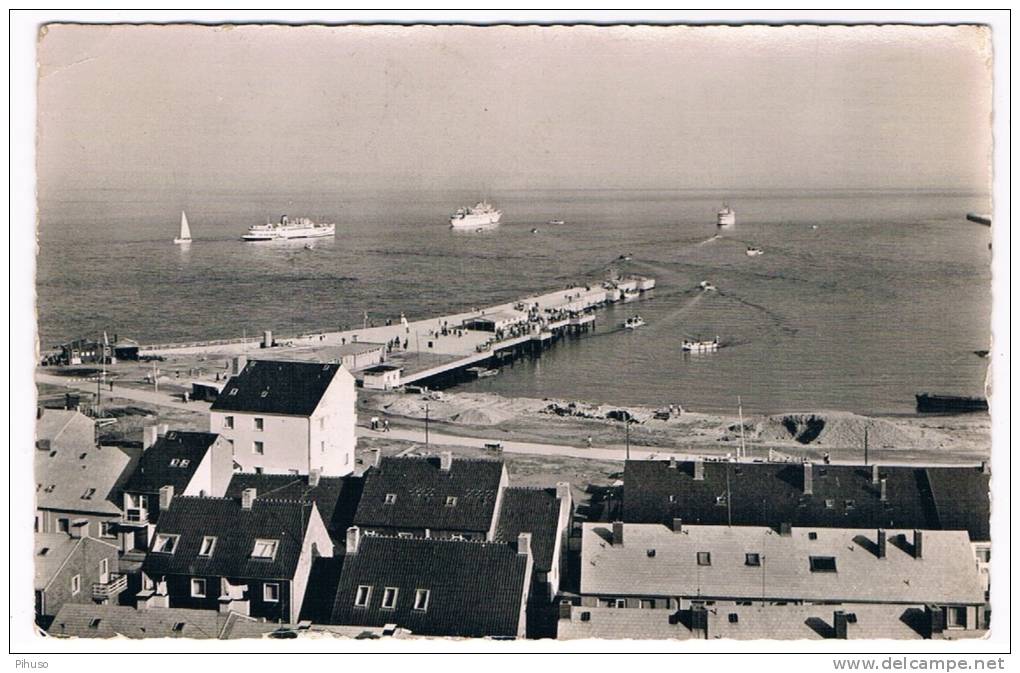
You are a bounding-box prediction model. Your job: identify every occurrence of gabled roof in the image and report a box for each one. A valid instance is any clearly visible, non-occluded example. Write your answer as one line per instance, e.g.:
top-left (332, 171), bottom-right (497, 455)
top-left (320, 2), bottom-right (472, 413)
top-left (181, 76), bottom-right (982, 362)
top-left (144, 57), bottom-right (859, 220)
top-left (580, 523), bottom-right (985, 606)
top-left (495, 487), bottom-right (565, 574)
top-left (210, 359), bottom-right (349, 416)
top-left (224, 473), bottom-right (363, 538)
top-left (123, 431), bottom-right (220, 495)
top-left (622, 460), bottom-right (990, 541)
top-left (330, 535), bottom-right (531, 638)
top-left (35, 442), bottom-right (132, 515)
top-left (36, 408), bottom-right (94, 449)
top-left (48, 604), bottom-right (237, 639)
top-left (354, 456), bottom-right (504, 534)
top-left (34, 533), bottom-right (118, 590)
top-left (142, 496), bottom-right (316, 581)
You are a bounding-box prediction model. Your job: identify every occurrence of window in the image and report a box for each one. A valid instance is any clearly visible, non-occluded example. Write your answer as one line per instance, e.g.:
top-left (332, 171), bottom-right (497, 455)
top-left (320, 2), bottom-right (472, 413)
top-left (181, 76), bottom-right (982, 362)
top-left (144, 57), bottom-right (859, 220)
top-left (100, 521), bottom-right (115, 538)
top-left (254, 467), bottom-right (263, 475)
top-left (647, 549), bottom-right (656, 558)
top-left (809, 556), bottom-right (838, 573)
top-left (445, 496), bottom-right (458, 507)
top-left (172, 622), bottom-right (185, 632)
top-left (251, 538), bottom-right (279, 559)
top-left (260, 390), bottom-right (269, 398)
top-left (728, 613), bottom-right (739, 624)
top-left (745, 553), bottom-right (761, 566)
top-left (57, 518), bottom-right (70, 533)
top-left (640, 599), bottom-right (655, 609)
top-left (381, 587), bottom-right (399, 610)
top-left (170, 459), bottom-right (180, 467)
top-left (580, 611), bottom-right (591, 622)
top-left (180, 459), bottom-right (190, 468)
top-left (413, 589), bottom-right (430, 612)
top-left (398, 532), bottom-right (413, 539)
top-left (946, 606), bottom-right (968, 629)
top-left (153, 534), bottom-right (179, 554)
top-left (224, 415), bottom-right (234, 428)
top-left (697, 552), bottom-right (712, 566)
top-left (198, 536), bottom-right (217, 557)
top-left (71, 574), bottom-right (81, 596)
top-left (808, 531), bottom-right (819, 540)
top-left (614, 599), bottom-right (626, 608)
top-left (99, 557), bottom-right (109, 580)
top-left (253, 441), bottom-right (265, 455)
top-left (254, 417), bottom-right (264, 431)
top-left (825, 499), bottom-right (835, 509)
top-left (226, 439), bottom-right (235, 453)
top-left (89, 618), bottom-right (101, 629)
top-left (450, 534), bottom-right (466, 541)
top-left (263, 583), bottom-right (280, 603)
top-left (384, 493), bottom-right (397, 505)
top-left (321, 441), bottom-right (325, 454)
top-left (191, 578), bottom-right (207, 598)
top-left (354, 585), bottom-right (372, 608)
top-left (81, 487), bottom-right (96, 499)
top-left (319, 417), bottom-right (325, 430)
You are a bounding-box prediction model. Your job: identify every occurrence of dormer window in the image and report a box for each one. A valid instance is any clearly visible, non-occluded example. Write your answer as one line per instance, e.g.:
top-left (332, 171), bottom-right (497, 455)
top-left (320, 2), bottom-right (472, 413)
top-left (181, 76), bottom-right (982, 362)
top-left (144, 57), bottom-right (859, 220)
top-left (413, 589), bottom-right (430, 612)
top-left (81, 488), bottom-right (96, 500)
top-left (153, 534), bottom-right (179, 554)
top-left (260, 390), bottom-right (269, 398)
top-left (384, 493), bottom-right (397, 505)
top-left (381, 587), bottom-right (399, 610)
top-left (445, 496), bottom-right (458, 507)
top-left (170, 459), bottom-right (180, 467)
top-left (354, 585), bottom-right (371, 607)
top-left (697, 552), bottom-right (712, 566)
top-left (745, 553), bottom-right (761, 566)
top-left (180, 459), bottom-right (190, 468)
top-left (254, 417), bottom-right (264, 431)
top-left (224, 416), bottom-right (234, 429)
top-left (228, 388), bottom-right (239, 396)
top-left (251, 538), bottom-right (279, 560)
top-left (809, 556), bottom-right (838, 573)
top-left (198, 536), bottom-right (217, 557)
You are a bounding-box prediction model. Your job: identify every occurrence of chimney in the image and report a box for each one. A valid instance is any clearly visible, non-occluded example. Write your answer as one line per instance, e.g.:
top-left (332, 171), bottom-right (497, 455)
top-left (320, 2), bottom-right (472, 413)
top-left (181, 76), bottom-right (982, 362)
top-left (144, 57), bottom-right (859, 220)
top-left (232, 355), bottom-right (248, 376)
top-left (68, 519), bottom-right (89, 539)
top-left (879, 478), bottom-right (888, 502)
top-left (241, 488), bottom-right (256, 510)
top-left (876, 529), bottom-right (887, 559)
top-left (263, 330), bottom-right (273, 348)
top-left (37, 407), bottom-right (44, 420)
top-left (157, 423), bottom-right (169, 437)
top-left (556, 481), bottom-right (571, 502)
top-left (913, 530), bottom-right (924, 559)
top-left (308, 469), bottom-right (321, 488)
top-left (981, 460), bottom-right (990, 475)
top-left (517, 532), bottom-right (532, 557)
top-left (346, 526), bottom-right (361, 554)
top-left (872, 464), bottom-right (880, 485)
top-left (373, 448), bottom-right (383, 468)
top-left (779, 522), bottom-right (792, 537)
top-left (612, 521), bottom-right (624, 547)
top-left (803, 462), bottom-right (813, 495)
top-left (671, 517), bottom-right (683, 533)
top-left (833, 611), bottom-right (849, 640)
top-left (693, 460), bottom-right (705, 481)
top-left (668, 456), bottom-right (677, 469)
top-left (159, 485), bottom-right (174, 511)
top-left (143, 425), bottom-right (159, 450)
top-left (439, 451), bottom-right (453, 472)
top-left (558, 599), bottom-right (573, 620)
top-left (36, 439), bottom-right (51, 452)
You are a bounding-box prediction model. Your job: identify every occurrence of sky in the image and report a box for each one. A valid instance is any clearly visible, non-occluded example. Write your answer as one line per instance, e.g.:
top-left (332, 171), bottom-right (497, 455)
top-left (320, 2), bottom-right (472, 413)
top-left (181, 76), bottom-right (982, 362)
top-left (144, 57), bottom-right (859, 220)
top-left (36, 23), bottom-right (993, 194)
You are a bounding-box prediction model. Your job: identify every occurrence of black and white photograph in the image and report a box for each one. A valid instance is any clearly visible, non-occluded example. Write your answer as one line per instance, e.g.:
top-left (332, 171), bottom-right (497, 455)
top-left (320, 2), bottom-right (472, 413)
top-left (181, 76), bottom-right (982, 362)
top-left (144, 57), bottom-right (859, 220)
top-left (9, 10), bottom-right (1009, 662)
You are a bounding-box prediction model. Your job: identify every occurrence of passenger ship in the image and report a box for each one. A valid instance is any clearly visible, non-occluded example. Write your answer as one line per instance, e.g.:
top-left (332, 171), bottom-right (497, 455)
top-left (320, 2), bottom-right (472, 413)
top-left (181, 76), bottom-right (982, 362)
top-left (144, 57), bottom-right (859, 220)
top-left (242, 215), bottom-right (336, 241)
top-left (717, 204), bottom-right (736, 228)
top-left (450, 201), bottom-right (502, 229)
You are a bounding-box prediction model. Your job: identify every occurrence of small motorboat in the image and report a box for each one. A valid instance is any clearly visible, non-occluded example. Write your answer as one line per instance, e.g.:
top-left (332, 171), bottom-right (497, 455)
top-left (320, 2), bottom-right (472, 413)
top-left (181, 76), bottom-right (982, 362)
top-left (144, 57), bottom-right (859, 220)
top-left (623, 316), bottom-right (646, 330)
top-left (531, 228), bottom-right (540, 234)
top-left (618, 253), bottom-right (633, 261)
top-left (304, 243), bottom-right (315, 250)
top-left (467, 366), bottom-right (499, 378)
top-left (682, 337), bottom-right (721, 353)
top-left (745, 247), bottom-right (764, 257)
top-left (548, 219), bottom-right (565, 225)
top-left (811, 224), bottom-right (819, 230)
top-left (622, 288), bottom-right (640, 301)
top-left (699, 281), bottom-right (716, 291)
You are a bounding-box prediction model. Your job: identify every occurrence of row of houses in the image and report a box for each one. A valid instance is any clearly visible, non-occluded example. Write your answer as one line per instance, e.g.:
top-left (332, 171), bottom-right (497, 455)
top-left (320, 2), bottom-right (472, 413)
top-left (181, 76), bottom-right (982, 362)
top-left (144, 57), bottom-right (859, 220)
top-left (34, 357), bottom-right (991, 641)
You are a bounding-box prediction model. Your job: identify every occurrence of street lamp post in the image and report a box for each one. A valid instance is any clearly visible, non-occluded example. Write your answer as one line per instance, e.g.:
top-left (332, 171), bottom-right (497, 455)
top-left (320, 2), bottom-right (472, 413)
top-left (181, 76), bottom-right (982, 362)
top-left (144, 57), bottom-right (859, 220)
top-left (424, 402), bottom-right (430, 448)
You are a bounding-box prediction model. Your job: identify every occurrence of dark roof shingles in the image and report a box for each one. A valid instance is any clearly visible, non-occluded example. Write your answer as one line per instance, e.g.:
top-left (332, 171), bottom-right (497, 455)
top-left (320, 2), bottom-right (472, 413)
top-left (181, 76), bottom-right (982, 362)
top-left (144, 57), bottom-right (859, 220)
top-left (494, 487), bottom-right (563, 573)
top-left (330, 536), bottom-right (529, 638)
top-left (354, 456), bottom-right (504, 534)
top-left (210, 360), bottom-right (343, 416)
top-left (123, 431), bottom-right (218, 494)
top-left (224, 473), bottom-right (363, 538)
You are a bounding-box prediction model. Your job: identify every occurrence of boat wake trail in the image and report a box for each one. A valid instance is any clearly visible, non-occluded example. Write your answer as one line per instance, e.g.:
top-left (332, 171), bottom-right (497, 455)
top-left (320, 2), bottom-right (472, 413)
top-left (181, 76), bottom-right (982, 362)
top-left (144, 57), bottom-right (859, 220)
top-left (715, 289), bottom-right (798, 335)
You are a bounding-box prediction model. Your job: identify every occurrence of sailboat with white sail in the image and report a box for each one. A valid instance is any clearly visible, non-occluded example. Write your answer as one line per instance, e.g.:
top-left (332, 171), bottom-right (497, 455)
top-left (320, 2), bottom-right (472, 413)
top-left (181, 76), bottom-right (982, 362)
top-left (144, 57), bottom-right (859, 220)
top-left (174, 211), bottom-right (192, 245)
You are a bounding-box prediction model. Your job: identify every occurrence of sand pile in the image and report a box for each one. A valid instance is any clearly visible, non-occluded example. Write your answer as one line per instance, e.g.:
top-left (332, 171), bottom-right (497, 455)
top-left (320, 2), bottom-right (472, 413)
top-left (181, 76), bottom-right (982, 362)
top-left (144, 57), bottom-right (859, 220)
top-left (755, 412), bottom-right (948, 449)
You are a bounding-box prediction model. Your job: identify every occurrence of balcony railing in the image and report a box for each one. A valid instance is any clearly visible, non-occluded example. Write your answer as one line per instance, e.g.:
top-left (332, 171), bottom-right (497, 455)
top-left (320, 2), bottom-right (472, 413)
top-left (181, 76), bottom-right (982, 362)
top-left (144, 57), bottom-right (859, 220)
top-left (92, 573), bottom-right (129, 601)
top-left (124, 508), bottom-right (149, 524)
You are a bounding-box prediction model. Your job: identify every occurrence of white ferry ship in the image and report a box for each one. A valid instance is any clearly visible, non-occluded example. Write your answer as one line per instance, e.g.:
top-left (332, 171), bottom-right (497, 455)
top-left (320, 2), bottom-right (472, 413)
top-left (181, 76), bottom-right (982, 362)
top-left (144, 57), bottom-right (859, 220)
top-left (682, 337), bottom-right (721, 353)
top-left (242, 215), bottom-right (336, 241)
top-left (717, 204), bottom-right (736, 228)
top-left (450, 201), bottom-right (502, 229)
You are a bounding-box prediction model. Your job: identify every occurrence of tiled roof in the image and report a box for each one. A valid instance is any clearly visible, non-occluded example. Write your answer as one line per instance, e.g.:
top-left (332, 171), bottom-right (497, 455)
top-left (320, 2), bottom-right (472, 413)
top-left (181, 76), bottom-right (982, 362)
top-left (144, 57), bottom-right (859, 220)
top-left (580, 523), bottom-right (985, 605)
top-left (123, 431), bottom-right (219, 495)
top-left (495, 487), bottom-right (564, 573)
top-left (330, 535), bottom-right (530, 638)
top-left (224, 473), bottom-right (363, 538)
top-left (622, 461), bottom-right (990, 541)
top-left (142, 496), bottom-right (315, 581)
top-left (354, 456), bottom-right (504, 534)
top-left (36, 409), bottom-right (94, 449)
top-left (35, 442), bottom-right (132, 515)
top-left (48, 604), bottom-right (235, 639)
top-left (210, 359), bottom-right (347, 416)
top-left (558, 604), bottom-right (939, 641)
top-left (926, 467), bottom-right (991, 542)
